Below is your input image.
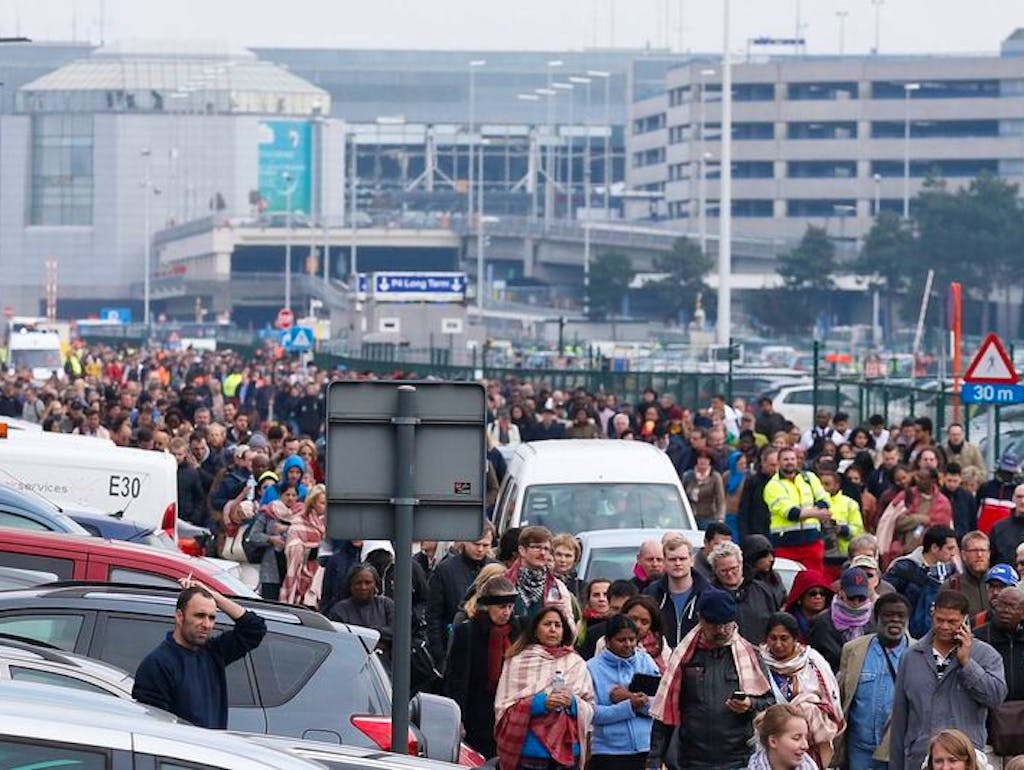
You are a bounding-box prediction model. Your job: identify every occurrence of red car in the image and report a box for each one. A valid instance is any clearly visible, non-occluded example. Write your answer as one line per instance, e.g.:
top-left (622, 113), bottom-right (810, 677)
top-left (0, 528), bottom-right (256, 596)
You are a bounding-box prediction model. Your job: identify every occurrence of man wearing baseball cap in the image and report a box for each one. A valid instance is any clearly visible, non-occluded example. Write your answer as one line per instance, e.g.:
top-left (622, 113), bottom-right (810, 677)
top-left (648, 588), bottom-right (774, 770)
top-left (969, 564), bottom-right (1021, 629)
top-left (810, 567), bottom-right (876, 672)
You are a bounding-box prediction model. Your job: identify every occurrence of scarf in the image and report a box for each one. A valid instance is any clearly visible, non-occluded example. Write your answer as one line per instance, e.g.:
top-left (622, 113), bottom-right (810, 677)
top-left (831, 596), bottom-right (874, 640)
top-left (507, 560), bottom-right (551, 608)
top-left (488, 622), bottom-right (513, 691)
top-left (651, 624), bottom-right (770, 726)
top-left (582, 607), bottom-right (605, 621)
top-left (494, 644), bottom-right (594, 770)
top-left (280, 510), bottom-right (326, 608)
top-left (633, 562), bottom-right (650, 585)
top-left (759, 642), bottom-right (813, 678)
top-left (641, 631), bottom-right (668, 672)
top-left (746, 746), bottom-right (818, 770)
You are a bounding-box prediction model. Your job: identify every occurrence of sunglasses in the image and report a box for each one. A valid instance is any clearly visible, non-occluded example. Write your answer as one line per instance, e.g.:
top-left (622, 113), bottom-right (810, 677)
top-left (805, 589), bottom-right (830, 598)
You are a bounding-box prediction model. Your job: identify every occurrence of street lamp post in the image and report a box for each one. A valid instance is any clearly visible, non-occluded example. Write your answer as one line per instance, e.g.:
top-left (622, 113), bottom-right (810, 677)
top-left (543, 60), bottom-right (563, 228)
top-left (570, 75), bottom-right (592, 220)
top-left (717, 0), bottom-right (733, 345)
top-left (476, 139), bottom-right (488, 314)
top-left (873, 172), bottom-right (882, 216)
top-left (553, 81), bottom-right (575, 220)
top-left (467, 59), bottom-right (486, 221)
top-left (903, 82), bottom-right (920, 220)
top-left (282, 171), bottom-right (295, 312)
top-left (587, 70), bottom-right (612, 215)
top-left (140, 148), bottom-right (152, 329)
top-left (698, 67), bottom-right (715, 256)
top-left (518, 93), bottom-right (541, 220)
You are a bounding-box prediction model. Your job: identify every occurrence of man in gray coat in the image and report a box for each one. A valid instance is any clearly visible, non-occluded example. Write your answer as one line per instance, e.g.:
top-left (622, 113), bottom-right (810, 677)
top-left (890, 589), bottom-right (1007, 770)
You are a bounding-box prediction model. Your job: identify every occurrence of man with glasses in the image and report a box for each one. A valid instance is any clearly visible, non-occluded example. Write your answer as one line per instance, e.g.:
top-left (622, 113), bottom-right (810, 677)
top-left (425, 522), bottom-right (497, 668)
top-left (708, 540), bottom-right (779, 644)
top-left (890, 589), bottom-right (1006, 770)
top-left (506, 525), bottom-right (575, 631)
top-left (990, 484), bottom-right (1024, 567)
top-left (644, 534), bottom-right (710, 647)
top-left (810, 567), bottom-right (877, 672)
top-left (836, 593), bottom-right (912, 770)
top-left (945, 531), bottom-right (992, 618)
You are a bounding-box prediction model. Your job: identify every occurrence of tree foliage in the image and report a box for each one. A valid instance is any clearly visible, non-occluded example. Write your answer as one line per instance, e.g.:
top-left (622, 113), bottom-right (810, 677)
top-left (642, 236), bottom-right (714, 323)
top-left (587, 251), bottom-right (635, 319)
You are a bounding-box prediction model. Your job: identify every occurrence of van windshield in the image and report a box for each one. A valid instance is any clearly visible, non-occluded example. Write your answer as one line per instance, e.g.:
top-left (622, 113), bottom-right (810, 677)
top-left (521, 483), bottom-right (688, 532)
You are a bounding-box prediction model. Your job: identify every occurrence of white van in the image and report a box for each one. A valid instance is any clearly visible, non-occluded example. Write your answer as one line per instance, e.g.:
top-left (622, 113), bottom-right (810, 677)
top-left (0, 430), bottom-right (178, 540)
top-left (493, 440), bottom-right (697, 535)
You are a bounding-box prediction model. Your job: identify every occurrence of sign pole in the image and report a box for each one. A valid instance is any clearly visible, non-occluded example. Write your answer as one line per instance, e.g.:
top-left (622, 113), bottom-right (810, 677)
top-left (391, 384), bottom-right (417, 754)
top-left (986, 408), bottom-right (996, 475)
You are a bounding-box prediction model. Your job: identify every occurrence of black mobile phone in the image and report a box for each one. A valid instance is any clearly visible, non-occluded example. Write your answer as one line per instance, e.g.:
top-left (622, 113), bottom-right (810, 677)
top-left (731, 691), bottom-right (747, 701)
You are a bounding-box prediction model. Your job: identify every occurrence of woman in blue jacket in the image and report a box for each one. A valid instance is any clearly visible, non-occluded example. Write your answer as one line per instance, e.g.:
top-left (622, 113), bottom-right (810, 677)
top-left (586, 614), bottom-right (662, 770)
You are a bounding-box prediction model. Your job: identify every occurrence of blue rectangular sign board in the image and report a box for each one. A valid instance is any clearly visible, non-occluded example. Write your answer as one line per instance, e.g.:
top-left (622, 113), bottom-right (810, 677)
top-left (281, 326), bottom-right (316, 352)
top-left (99, 307), bottom-right (132, 324)
top-left (372, 272), bottom-right (466, 303)
top-left (961, 382), bottom-right (1024, 405)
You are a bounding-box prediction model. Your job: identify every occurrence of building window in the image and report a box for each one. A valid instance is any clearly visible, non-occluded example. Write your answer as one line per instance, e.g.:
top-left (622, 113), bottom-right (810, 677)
top-left (704, 199), bottom-right (773, 217)
top-left (870, 159), bottom-right (998, 178)
top-left (870, 79), bottom-right (999, 99)
top-left (733, 161), bottom-right (774, 179)
top-left (30, 114), bottom-right (94, 226)
top-left (787, 160), bottom-right (857, 178)
top-left (704, 122), bottom-right (774, 140)
top-left (787, 121), bottom-right (857, 140)
top-left (786, 198), bottom-right (858, 217)
top-left (632, 148), bottom-right (665, 168)
top-left (704, 83), bottom-right (775, 102)
top-left (668, 124), bottom-right (690, 144)
top-left (870, 120), bottom-right (999, 138)
top-left (787, 81), bottom-right (859, 100)
top-left (669, 86), bottom-right (691, 107)
top-left (632, 113), bottom-right (666, 135)
top-left (668, 163), bottom-right (690, 181)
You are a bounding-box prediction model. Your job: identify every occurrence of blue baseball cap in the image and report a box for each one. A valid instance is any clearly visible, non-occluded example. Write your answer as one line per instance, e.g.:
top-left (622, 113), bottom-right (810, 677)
top-left (985, 564), bottom-right (1020, 587)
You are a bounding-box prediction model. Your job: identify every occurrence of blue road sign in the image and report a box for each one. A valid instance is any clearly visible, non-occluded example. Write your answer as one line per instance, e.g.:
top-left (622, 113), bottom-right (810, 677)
top-left (99, 307), bottom-right (132, 324)
top-left (372, 272), bottom-right (466, 302)
top-left (357, 273), bottom-right (369, 294)
top-left (961, 382), bottom-right (1024, 405)
top-left (281, 325), bottom-right (315, 352)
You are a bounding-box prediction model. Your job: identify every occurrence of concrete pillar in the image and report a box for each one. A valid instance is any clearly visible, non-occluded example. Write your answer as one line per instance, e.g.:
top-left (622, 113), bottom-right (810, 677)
top-left (522, 236), bottom-right (536, 278)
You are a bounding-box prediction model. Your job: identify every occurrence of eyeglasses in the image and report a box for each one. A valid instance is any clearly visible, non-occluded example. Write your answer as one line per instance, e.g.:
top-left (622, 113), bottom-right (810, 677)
top-left (526, 544), bottom-right (551, 553)
top-left (963, 548), bottom-right (990, 554)
top-left (805, 589), bottom-right (830, 598)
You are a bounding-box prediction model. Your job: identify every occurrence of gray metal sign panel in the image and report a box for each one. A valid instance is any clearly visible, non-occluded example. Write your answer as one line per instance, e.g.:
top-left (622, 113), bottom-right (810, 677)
top-left (325, 380), bottom-right (486, 540)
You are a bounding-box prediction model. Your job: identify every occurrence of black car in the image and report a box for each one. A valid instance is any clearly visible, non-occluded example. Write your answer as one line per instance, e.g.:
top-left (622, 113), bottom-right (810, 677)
top-left (0, 582), bottom-right (465, 763)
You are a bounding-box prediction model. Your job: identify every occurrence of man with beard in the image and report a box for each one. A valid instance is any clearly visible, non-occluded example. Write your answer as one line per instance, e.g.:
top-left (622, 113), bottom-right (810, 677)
top-left (940, 423), bottom-right (985, 478)
top-left (836, 593), bottom-right (912, 770)
top-left (133, 576), bottom-right (266, 728)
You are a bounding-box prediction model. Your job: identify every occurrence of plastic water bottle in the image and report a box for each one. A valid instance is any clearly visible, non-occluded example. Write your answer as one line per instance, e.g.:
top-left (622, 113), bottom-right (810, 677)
top-left (551, 670), bottom-right (567, 712)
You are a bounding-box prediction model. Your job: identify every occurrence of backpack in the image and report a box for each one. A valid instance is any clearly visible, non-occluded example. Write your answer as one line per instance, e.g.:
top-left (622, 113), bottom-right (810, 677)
top-left (241, 514), bottom-right (269, 564)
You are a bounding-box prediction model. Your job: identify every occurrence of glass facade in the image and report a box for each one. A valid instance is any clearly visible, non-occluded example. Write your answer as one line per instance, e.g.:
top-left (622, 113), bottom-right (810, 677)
top-left (30, 114), bottom-right (94, 226)
top-left (871, 79), bottom-right (1000, 99)
top-left (787, 160), bottom-right (857, 178)
top-left (787, 81), bottom-right (859, 100)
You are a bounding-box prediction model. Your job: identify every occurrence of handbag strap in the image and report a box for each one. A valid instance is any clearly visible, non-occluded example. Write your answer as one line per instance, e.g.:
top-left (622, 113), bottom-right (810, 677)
top-left (880, 640), bottom-right (899, 682)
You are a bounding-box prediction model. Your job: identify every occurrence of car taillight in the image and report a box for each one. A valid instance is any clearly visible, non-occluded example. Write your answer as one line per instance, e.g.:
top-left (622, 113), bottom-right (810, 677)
top-left (459, 742), bottom-right (486, 767)
top-left (177, 537), bottom-right (204, 557)
top-left (161, 503), bottom-right (178, 538)
top-left (350, 715), bottom-right (418, 756)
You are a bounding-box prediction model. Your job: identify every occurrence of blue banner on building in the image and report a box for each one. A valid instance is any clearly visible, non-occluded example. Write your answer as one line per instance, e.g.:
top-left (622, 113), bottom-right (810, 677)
top-left (258, 120), bottom-right (312, 214)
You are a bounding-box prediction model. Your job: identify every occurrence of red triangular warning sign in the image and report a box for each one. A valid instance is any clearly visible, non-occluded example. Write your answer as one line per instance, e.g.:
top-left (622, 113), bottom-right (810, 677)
top-left (964, 333), bottom-right (1019, 384)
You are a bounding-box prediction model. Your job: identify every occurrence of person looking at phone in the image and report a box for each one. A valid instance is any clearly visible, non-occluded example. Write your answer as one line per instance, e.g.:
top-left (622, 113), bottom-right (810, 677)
top-left (647, 588), bottom-right (774, 770)
top-left (586, 614), bottom-right (662, 770)
top-left (889, 589), bottom-right (1007, 770)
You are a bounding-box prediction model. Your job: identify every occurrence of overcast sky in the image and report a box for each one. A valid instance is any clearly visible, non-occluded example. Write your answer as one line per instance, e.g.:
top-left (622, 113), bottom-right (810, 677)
top-left (2, 0), bottom-right (1023, 56)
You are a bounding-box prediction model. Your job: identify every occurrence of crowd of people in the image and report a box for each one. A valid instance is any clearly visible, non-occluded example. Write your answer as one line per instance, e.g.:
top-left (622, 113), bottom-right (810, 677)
top-left (4, 345), bottom-right (1024, 770)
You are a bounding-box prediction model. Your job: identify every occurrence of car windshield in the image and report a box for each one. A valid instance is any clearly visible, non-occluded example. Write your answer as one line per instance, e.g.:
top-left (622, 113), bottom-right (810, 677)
top-left (521, 483), bottom-right (688, 532)
top-left (210, 570), bottom-right (260, 598)
top-left (582, 546), bottom-right (636, 583)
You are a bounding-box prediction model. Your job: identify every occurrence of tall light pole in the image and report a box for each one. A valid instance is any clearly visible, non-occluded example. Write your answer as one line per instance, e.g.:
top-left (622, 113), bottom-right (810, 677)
top-left (543, 60), bottom-right (563, 228)
top-left (903, 82), bottom-right (920, 220)
top-left (518, 93), bottom-right (541, 220)
top-left (717, 0), bottom-right (733, 345)
top-left (553, 81), bottom-right (575, 220)
top-left (873, 172), bottom-right (882, 216)
top-left (476, 139), bottom-right (487, 314)
top-left (587, 70), bottom-right (611, 216)
top-left (467, 59), bottom-right (486, 220)
top-left (871, 0), bottom-right (884, 54)
top-left (282, 171), bottom-right (296, 312)
top-left (836, 10), bottom-right (849, 55)
top-left (570, 75), bottom-right (592, 220)
top-left (140, 147), bottom-right (153, 329)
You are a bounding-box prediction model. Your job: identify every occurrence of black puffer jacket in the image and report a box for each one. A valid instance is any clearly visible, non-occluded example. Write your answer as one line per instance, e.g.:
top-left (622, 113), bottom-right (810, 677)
top-left (425, 551), bottom-right (495, 666)
top-left (712, 576), bottom-right (780, 645)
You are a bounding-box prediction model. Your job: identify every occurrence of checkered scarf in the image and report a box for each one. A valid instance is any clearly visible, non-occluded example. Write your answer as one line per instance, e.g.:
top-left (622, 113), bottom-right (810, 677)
top-left (650, 624), bottom-right (770, 727)
top-left (494, 644), bottom-right (594, 770)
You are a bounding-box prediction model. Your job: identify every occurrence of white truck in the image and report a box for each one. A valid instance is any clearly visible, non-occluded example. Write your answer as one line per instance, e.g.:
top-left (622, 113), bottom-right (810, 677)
top-left (3, 319), bottom-right (64, 383)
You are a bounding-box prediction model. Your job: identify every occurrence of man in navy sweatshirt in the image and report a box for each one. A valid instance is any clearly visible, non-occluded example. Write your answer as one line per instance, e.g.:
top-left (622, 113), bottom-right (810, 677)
top-left (133, 576), bottom-right (267, 728)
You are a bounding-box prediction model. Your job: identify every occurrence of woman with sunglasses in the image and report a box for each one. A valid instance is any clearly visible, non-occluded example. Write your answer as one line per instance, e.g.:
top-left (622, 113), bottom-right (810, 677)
top-left (759, 612), bottom-right (844, 770)
top-left (808, 567), bottom-right (876, 672)
top-left (783, 570), bottom-right (834, 643)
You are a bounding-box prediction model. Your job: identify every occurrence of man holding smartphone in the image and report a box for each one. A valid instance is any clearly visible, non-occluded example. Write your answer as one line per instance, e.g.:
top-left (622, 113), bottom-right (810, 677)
top-left (889, 590), bottom-right (1006, 770)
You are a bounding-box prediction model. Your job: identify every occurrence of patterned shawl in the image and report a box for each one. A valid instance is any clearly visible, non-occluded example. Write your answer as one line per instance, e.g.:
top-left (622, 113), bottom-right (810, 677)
top-left (650, 623), bottom-right (770, 727)
top-left (280, 509), bottom-right (326, 608)
top-left (494, 644), bottom-right (594, 770)
top-left (758, 642), bottom-right (844, 750)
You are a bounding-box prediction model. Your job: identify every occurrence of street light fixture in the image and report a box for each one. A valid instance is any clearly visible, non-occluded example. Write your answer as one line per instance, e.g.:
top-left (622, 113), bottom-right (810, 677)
top-left (280, 171), bottom-right (297, 312)
top-left (903, 82), bottom-right (921, 219)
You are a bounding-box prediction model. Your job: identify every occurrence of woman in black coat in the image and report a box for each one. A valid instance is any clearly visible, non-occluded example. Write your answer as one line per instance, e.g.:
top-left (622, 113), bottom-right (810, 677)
top-left (442, 575), bottom-right (522, 758)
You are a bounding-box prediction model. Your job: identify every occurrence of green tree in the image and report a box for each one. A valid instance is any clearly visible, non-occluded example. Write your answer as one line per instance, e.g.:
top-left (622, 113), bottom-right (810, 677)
top-left (856, 211), bottom-right (915, 340)
top-left (762, 225), bottom-right (837, 333)
top-left (587, 250), bottom-right (635, 319)
top-left (642, 236), bottom-right (713, 323)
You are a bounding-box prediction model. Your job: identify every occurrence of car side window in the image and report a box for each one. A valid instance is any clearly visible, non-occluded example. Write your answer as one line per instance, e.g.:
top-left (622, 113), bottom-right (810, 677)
top-left (0, 613), bottom-right (84, 650)
top-left (94, 616), bottom-right (256, 706)
top-left (0, 552), bottom-right (75, 579)
top-left (0, 511), bottom-right (49, 531)
top-left (9, 665), bottom-right (115, 696)
top-left (249, 633), bottom-right (331, 707)
top-left (108, 568), bottom-right (180, 589)
top-left (0, 738), bottom-right (108, 770)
